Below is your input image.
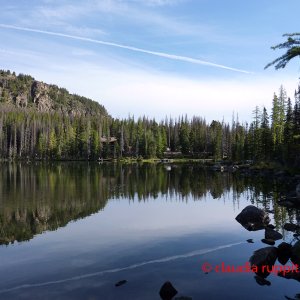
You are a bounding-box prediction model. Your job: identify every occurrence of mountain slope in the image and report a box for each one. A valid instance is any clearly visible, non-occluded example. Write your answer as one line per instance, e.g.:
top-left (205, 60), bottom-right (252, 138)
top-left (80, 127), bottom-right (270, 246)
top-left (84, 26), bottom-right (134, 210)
top-left (0, 70), bottom-right (108, 117)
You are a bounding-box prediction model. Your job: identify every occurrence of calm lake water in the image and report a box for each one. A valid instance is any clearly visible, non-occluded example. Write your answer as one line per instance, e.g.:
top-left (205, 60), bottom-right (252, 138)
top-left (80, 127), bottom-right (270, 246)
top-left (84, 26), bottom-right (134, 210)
top-left (0, 162), bottom-right (299, 299)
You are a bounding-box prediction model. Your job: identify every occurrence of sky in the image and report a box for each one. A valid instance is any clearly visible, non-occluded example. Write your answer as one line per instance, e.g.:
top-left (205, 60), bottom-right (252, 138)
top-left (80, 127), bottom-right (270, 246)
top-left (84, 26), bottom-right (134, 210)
top-left (0, 0), bottom-right (300, 123)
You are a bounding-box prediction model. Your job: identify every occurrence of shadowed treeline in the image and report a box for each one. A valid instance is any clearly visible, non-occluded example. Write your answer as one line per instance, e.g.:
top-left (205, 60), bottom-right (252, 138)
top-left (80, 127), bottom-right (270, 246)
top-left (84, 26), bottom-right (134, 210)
top-left (0, 162), bottom-right (298, 245)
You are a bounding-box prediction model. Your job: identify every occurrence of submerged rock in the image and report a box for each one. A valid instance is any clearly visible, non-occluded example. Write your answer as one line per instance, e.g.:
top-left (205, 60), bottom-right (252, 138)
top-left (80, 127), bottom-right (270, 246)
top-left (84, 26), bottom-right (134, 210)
top-left (284, 294), bottom-right (300, 300)
top-left (291, 241), bottom-right (300, 265)
top-left (250, 247), bottom-right (278, 277)
top-left (261, 238), bottom-right (275, 246)
top-left (278, 199), bottom-right (297, 208)
top-left (235, 205), bottom-right (270, 231)
top-left (284, 223), bottom-right (300, 232)
top-left (159, 281), bottom-right (178, 300)
top-left (254, 275), bottom-right (271, 286)
top-left (275, 170), bottom-right (289, 177)
top-left (115, 280), bottom-right (127, 287)
top-left (279, 184), bottom-right (300, 208)
top-left (250, 247), bottom-right (278, 266)
top-left (278, 242), bottom-right (292, 254)
top-left (266, 224), bottom-right (275, 229)
top-left (278, 270), bottom-right (300, 282)
top-left (278, 242), bottom-right (292, 265)
top-left (265, 228), bottom-right (283, 241)
top-left (297, 183), bottom-right (300, 198)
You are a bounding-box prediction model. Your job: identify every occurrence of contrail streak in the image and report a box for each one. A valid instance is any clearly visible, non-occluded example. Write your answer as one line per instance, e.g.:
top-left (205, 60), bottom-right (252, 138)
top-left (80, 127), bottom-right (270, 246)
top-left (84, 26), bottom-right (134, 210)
top-left (0, 24), bottom-right (252, 74)
top-left (0, 241), bottom-right (244, 294)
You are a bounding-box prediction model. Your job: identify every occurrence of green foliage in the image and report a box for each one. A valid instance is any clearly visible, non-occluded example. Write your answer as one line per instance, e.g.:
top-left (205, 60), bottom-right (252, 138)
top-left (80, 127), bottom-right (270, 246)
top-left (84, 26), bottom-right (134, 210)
top-left (179, 119), bottom-right (190, 154)
top-left (271, 87), bottom-right (287, 157)
top-left (1, 69), bottom-right (300, 167)
top-left (265, 33), bottom-right (300, 70)
top-left (209, 120), bottom-right (222, 160)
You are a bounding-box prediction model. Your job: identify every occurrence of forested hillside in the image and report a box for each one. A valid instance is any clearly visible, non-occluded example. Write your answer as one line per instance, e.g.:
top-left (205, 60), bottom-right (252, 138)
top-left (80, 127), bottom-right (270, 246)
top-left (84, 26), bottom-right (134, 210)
top-left (0, 70), bottom-right (300, 167)
top-left (0, 70), bottom-right (107, 117)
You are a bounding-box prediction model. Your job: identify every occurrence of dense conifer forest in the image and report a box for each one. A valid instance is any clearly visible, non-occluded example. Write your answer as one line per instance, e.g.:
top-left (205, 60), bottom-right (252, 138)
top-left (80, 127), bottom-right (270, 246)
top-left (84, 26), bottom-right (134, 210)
top-left (0, 69), bottom-right (300, 167)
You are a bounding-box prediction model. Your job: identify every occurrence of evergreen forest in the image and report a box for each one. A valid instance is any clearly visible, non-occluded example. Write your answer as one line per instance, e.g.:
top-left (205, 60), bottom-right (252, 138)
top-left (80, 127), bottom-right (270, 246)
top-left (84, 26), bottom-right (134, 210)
top-left (1, 69), bottom-right (300, 168)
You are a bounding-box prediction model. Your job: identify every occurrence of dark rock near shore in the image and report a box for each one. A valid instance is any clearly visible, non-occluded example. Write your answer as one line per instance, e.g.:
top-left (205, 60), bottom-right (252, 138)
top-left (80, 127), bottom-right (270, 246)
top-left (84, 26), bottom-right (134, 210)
top-left (250, 247), bottom-right (278, 277)
top-left (284, 223), bottom-right (300, 232)
top-left (265, 228), bottom-right (283, 241)
top-left (278, 199), bottom-right (297, 208)
top-left (261, 238), bottom-right (275, 246)
top-left (297, 183), bottom-right (300, 198)
top-left (266, 224), bottom-right (275, 229)
top-left (279, 183), bottom-right (300, 208)
top-left (254, 275), bottom-right (271, 286)
top-left (275, 170), bottom-right (289, 177)
top-left (278, 242), bottom-right (292, 265)
top-left (159, 281), bottom-right (178, 300)
top-left (291, 241), bottom-right (300, 265)
top-left (247, 239), bottom-right (254, 243)
top-left (236, 205), bottom-right (270, 231)
top-left (278, 270), bottom-right (300, 282)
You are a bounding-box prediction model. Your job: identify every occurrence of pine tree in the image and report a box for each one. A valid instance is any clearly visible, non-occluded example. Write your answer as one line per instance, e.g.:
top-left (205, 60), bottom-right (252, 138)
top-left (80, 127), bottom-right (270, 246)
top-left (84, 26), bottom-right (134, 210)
top-left (179, 119), bottom-right (190, 155)
top-left (252, 106), bottom-right (261, 160)
top-left (283, 97), bottom-right (294, 163)
top-left (294, 85), bottom-right (300, 138)
top-left (260, 107), bottom-right (271, 161)
top-left (292, 86), bottom-right (300, 166)
top-left (278, 85), bottom-right (287, 145)
top-left (265, 33), bottom-right (300, 70)
top-left (209, 120), bottom-right (222, 160)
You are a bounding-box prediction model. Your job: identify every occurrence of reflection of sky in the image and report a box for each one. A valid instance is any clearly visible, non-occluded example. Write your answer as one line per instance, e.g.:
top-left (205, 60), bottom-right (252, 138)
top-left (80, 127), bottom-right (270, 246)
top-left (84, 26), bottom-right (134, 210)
top-left (92, 194), bottom-right (241, 237)
top-left (0, 192), bottom-right (298, 299)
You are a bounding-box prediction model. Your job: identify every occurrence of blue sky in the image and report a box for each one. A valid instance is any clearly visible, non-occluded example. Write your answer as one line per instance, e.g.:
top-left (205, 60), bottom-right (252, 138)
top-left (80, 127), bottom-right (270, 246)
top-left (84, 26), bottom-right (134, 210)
top-left (0, 0), bottom-right (300, 122)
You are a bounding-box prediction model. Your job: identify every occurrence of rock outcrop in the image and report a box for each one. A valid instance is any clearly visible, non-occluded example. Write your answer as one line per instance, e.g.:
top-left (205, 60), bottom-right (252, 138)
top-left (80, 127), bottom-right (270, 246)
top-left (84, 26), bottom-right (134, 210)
top-left (31, 81), bottom-right (53, 112)
top-left (235, 205), bottom-right (270, 231)
top-left (0, 70), bottom-right (108, 117)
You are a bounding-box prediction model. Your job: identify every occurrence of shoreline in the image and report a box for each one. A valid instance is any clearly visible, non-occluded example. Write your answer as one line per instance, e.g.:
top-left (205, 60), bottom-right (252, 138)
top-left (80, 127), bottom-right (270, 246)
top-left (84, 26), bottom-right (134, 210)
top-left (1, 157), bottom-right (299, 174)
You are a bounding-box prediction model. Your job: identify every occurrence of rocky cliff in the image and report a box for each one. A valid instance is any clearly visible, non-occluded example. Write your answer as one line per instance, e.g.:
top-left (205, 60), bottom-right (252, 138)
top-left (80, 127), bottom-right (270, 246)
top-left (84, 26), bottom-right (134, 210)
top-left (0, 70), bottom-right (108, 117)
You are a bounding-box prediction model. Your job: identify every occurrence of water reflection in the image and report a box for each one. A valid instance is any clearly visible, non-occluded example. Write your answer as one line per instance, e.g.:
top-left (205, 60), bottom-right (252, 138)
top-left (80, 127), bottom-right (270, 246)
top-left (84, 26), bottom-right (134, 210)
top-left (1, 162), bottom-right (300, 299)
top-left (234, 201), bottom-right (300, 290)
top-left (0, 162), bottom-right (299, 246)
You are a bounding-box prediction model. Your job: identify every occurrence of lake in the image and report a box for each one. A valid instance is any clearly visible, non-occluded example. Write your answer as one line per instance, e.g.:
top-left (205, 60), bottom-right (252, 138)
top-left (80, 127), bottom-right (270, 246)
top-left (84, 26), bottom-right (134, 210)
top-left (0, 162), bottom-right (299, 300)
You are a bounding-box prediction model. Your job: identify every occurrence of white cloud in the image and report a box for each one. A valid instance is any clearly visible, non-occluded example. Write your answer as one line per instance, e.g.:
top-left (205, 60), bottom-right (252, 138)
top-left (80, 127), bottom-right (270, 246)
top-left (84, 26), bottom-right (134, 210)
top-left (132, 0), bottom-right (185, 7)
top-left (70, 48), bottom-right (96, 56)
top-left (16, 56), bottom-right (296, 123)
top-left (12, 0), bottom-right (217, 40)
top-left (63, 25), bottom-right (107, 37)
top-left (38, 4), bottom-right (83, 19)
top-left (93, 70), bottom-right (297, 123)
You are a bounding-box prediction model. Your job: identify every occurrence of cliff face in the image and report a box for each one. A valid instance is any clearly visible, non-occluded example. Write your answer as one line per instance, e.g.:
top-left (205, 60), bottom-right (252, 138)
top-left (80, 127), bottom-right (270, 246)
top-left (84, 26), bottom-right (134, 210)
top-left (31, 81), bottom-right (53, 112)
top-left (0, 70), bottom-right (108, 117)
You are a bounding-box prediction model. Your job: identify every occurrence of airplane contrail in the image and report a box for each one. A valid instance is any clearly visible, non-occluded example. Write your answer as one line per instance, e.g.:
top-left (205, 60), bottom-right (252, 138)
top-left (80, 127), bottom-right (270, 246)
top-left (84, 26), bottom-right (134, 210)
top-left (0, 24), bottom-right (252, 74)
top-left (0, 241), bottom-right (244, 294)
